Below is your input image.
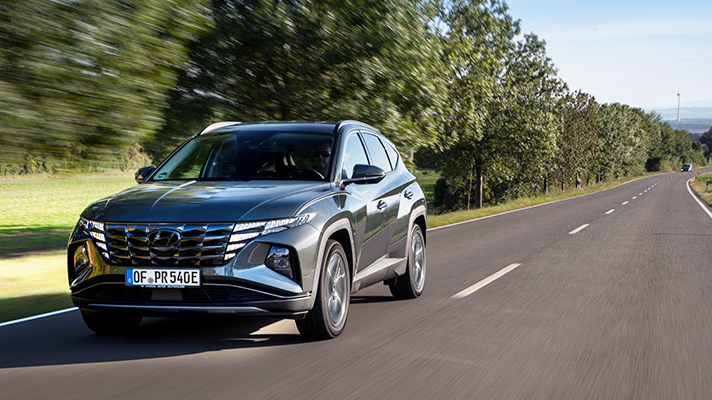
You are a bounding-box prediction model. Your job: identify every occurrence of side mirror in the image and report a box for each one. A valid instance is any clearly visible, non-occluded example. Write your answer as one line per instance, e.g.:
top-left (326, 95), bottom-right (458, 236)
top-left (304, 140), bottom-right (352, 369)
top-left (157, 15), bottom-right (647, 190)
top-left (342, 164), bottom-right (386, 187)
top-left (135, 166), bottom-right (156, 184)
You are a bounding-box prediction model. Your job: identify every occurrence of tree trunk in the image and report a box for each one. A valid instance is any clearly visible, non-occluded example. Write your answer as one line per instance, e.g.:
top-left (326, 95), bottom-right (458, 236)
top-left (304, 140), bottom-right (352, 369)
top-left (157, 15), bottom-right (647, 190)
top-left (544, 174), bottom-right (548, 195)
top-left (467, 163), bottom-right (472, 210)
top-left (475, 163), bottom-right (483, 209)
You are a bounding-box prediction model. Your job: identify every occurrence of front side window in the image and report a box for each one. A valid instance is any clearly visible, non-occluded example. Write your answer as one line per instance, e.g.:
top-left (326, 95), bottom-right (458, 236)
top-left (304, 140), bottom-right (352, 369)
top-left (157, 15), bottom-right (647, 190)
top-left (152, 130), bottom-right (334, 181)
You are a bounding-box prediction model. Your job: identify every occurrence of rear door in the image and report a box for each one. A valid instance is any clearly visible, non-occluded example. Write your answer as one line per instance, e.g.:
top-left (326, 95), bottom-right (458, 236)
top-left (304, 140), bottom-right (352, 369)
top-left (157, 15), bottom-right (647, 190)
top-left (341, 132), bottom-right (389, 273)
top-left (360, 132), bottom-right (403, 257)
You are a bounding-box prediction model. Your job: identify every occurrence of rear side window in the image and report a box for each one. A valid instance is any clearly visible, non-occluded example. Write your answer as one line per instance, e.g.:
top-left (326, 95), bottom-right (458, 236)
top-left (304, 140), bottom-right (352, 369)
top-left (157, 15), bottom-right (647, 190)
top-left (362, 133), bottom-right (393, 172)
top-left (342, 133), bottom-right (369, 179)
top-left (382, 140), bottom-right (400, 170)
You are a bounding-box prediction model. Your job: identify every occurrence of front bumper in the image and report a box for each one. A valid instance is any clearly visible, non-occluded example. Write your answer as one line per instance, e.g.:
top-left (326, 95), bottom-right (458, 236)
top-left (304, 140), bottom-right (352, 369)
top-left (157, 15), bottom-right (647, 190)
top-left (68, 221), bottom-right (322, 317)
top-left (70, 282), bottom-right (312, 318)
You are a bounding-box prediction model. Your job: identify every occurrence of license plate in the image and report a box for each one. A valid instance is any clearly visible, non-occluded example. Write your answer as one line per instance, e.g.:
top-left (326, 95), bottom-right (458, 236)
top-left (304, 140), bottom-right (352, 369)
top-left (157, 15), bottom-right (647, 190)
top-left (126, 268), bottom-right (201, 288)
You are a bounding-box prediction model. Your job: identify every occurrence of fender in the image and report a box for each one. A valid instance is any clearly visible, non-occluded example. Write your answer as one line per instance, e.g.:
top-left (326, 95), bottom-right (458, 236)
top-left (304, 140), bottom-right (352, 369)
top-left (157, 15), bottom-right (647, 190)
top-left (306, 217), bottom-right (355, 307)
top-left (392, 204), bottom-right (427, 276)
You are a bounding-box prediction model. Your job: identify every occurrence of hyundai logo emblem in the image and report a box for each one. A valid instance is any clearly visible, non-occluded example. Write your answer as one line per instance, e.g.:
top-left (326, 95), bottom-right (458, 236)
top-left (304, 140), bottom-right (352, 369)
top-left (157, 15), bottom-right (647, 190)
top-left (147, 229), bottom-right (181, 247)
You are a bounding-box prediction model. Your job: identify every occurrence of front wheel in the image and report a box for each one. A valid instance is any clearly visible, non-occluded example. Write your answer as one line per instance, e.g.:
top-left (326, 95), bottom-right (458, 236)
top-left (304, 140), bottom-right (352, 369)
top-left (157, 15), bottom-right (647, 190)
top-left (389, 224), bottom-right (426, 299)
top-left (296, 240), bottom-right (350, 339)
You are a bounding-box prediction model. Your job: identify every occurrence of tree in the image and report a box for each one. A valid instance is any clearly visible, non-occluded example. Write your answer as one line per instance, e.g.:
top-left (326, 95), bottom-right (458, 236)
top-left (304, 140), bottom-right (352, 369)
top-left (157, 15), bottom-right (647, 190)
top-left (699, 127), bottom-right (712, 164)
top-left (554, 91), bottom-right (602, 188)
top-left (144, 0), bottom-right (444, 161)
top-left (434, 1), bottom-right (561, 208)
top-left (0, 0), bottom-right (210, 173)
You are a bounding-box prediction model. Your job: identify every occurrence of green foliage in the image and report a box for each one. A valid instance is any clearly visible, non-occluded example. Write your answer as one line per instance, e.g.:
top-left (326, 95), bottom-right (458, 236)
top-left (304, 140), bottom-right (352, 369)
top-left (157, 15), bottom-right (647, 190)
top-left (144, 0), bottom-right (444, 161)
top-left (700, 127), bottom-right (712, 163)
top-left (1, 0), bottom-right (705, 214)
top-left (554, 91), bottom-right (601, 186)
top-left (434, 1), bottom-right (562, 209)
top-left (0, 0), bottom-right (210, 173)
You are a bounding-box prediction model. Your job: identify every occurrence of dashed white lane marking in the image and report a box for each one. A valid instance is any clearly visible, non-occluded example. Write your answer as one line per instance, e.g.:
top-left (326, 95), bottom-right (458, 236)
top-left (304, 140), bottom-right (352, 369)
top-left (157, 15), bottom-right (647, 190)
top-left (0, 307), bottom-right (78, 328)
top-left (639, 193), bottom-right (643, 196)
top-left (568, 224), bottom-right (590, 235)
top-left (605, 209), bottom-right (615, 215)
top-left (632, 196), bottom-right (638, 199)
top-left (452, 263), bottom-right (522, 299)
top-left (622, 201), bottom-right (629, 205)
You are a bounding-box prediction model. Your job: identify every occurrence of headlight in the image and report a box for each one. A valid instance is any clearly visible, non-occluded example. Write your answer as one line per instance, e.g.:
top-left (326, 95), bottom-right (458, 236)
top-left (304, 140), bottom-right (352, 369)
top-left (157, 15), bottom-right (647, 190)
top-left (224, 213), bottom-right (315, 261)
top-left (79, 218), bottom-right (110, 261)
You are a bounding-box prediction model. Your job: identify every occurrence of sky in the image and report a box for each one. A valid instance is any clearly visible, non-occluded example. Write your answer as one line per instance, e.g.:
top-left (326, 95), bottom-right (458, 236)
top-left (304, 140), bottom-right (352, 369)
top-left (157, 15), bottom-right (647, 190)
top-left (504, 0), bottom-right (712, 110)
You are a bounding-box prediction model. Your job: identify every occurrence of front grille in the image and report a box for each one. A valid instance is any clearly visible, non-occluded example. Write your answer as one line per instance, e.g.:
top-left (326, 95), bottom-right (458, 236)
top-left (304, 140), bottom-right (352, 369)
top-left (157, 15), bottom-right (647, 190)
top-left (105, 223), bottom-right (234, 266)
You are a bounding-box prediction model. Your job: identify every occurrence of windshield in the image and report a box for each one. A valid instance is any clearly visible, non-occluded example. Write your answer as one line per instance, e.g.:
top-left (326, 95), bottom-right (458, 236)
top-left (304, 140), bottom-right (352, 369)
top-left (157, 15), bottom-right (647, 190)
top-left (152, 130), bottom-right (335, 181)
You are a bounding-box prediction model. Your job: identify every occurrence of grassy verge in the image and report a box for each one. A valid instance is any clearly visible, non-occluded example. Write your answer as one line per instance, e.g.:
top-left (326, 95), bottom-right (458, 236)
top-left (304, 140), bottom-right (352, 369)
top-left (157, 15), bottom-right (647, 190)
top-left (0, 175), bottom-right (135, 323)
top-left (689, 173), bottom-right (712, 206)
top-left (0, 170), bottom-right (660, 323)
top-left (0, 175), bottom-right (136, 257)
top-left (0, 251), bottom-right (74, 321)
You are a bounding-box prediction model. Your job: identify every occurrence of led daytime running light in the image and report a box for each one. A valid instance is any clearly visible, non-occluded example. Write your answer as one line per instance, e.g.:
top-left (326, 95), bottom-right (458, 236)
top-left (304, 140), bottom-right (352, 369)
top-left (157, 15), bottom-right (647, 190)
top-left (230, 213), bottom-right (314, 237)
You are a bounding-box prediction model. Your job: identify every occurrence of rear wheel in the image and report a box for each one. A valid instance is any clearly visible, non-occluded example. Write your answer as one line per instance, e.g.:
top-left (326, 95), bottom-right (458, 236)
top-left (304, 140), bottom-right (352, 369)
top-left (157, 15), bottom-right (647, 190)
top-left (389, 224), bottom-right (426, 299)
top-left (296, 240), bottom-right (350, 339)
top-left (80, 309), bottom-right (142, 335)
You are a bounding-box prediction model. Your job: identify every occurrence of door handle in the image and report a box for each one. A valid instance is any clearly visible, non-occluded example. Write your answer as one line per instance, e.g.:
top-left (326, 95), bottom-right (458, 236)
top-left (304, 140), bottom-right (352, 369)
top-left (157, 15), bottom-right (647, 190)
top-left (404, 190), bottom-right (413, 199)
top-left (377, 200), bottom-right (388, 211)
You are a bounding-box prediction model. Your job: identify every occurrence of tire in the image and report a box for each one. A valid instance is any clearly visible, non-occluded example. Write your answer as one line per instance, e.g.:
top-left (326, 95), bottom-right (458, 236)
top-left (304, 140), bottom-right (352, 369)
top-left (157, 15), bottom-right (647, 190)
top-left (296, 240), bottom-right (350, 339)
top-left (389, 224), bottom-right (426, 299)
top-left (80, 309), bottom-right (143, 335)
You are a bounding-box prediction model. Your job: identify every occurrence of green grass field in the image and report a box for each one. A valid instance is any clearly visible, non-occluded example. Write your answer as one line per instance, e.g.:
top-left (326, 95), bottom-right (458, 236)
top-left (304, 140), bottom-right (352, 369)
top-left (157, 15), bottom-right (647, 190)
top-left (0, 175), bottom-right (136, 257)
top-left (0, 170), bottom-right (674, 323)
top-left (0, 175), bottom-right (136, 322)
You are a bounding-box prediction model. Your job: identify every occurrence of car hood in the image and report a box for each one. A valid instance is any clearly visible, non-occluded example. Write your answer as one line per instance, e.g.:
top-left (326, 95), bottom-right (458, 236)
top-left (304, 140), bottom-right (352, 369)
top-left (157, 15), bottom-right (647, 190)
top-left (81, 180), bottom-right (333, 223)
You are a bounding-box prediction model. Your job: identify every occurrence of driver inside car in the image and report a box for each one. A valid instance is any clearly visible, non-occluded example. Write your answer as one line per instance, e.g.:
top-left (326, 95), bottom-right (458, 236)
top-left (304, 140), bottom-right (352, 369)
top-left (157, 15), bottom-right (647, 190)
top-left (312, 142), bottom-right (331, 178)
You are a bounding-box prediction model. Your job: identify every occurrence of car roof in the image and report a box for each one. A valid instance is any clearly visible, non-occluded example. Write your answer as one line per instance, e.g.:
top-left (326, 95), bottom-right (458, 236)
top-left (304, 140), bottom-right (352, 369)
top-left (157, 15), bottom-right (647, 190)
top-left (200, 120), bottom-right (380, 137)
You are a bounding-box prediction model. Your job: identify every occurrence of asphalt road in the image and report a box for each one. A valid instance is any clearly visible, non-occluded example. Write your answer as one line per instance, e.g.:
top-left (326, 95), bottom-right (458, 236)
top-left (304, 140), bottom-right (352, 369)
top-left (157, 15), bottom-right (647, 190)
top-left (3, 170), bottom-right (712, 399)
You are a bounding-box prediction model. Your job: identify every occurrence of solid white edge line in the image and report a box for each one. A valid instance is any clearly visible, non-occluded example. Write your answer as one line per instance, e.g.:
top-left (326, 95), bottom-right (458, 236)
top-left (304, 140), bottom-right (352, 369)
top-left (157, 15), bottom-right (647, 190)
top-left (686, 178), bottom-right (712, 220)
top-left (605, 209), bottom-right (615, 215)
top-left (0, 307), bottom-right (78, 328)
top-left (452, 263), bottom-right (522, 299)
top-left (568, 224), bottom-right (589, 235)
top-left (429, 175), bottom-right (652, 232)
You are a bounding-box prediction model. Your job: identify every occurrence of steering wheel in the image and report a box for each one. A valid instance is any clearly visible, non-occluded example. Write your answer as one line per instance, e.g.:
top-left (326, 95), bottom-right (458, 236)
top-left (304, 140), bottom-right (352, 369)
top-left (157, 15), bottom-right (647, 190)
top-left (287, 168), bottom-right (324, 180)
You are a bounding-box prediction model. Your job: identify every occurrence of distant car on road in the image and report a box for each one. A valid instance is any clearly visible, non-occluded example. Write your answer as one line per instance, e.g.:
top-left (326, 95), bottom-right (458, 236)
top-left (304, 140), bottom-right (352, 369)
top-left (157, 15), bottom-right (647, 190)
top-left (67, 120), bottom-right (427, 339)
top-left (681, 163), bottom-right (692, 172)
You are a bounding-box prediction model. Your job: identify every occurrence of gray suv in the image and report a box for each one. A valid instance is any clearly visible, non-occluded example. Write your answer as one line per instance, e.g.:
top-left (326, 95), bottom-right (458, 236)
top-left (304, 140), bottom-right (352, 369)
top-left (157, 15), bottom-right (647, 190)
top-left (68, 121), bottom-right (427, 339)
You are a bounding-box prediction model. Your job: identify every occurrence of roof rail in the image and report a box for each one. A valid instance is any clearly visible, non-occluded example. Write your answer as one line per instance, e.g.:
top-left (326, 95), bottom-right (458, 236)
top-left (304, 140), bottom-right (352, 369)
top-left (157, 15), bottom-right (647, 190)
top-left (200, 121), bottom-right (242, 134)
top-left (334, 120), bottom-right (379, 133)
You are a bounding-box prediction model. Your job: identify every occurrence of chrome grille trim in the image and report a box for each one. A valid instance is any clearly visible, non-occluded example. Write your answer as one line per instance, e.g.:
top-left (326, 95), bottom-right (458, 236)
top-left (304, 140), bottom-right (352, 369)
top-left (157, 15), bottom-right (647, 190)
top-left (105, 223), bottom-right (234, 266)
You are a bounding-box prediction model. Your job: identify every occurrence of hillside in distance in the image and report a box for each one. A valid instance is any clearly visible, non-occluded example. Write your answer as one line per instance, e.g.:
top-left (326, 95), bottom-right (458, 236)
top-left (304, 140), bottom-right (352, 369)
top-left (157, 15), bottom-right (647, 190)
top-left (665, 119), bottom-right (712, 134)
top-left (644, 106), bottom-right (712, 133)
top-left (649, 107), bottom-right (712, 120)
